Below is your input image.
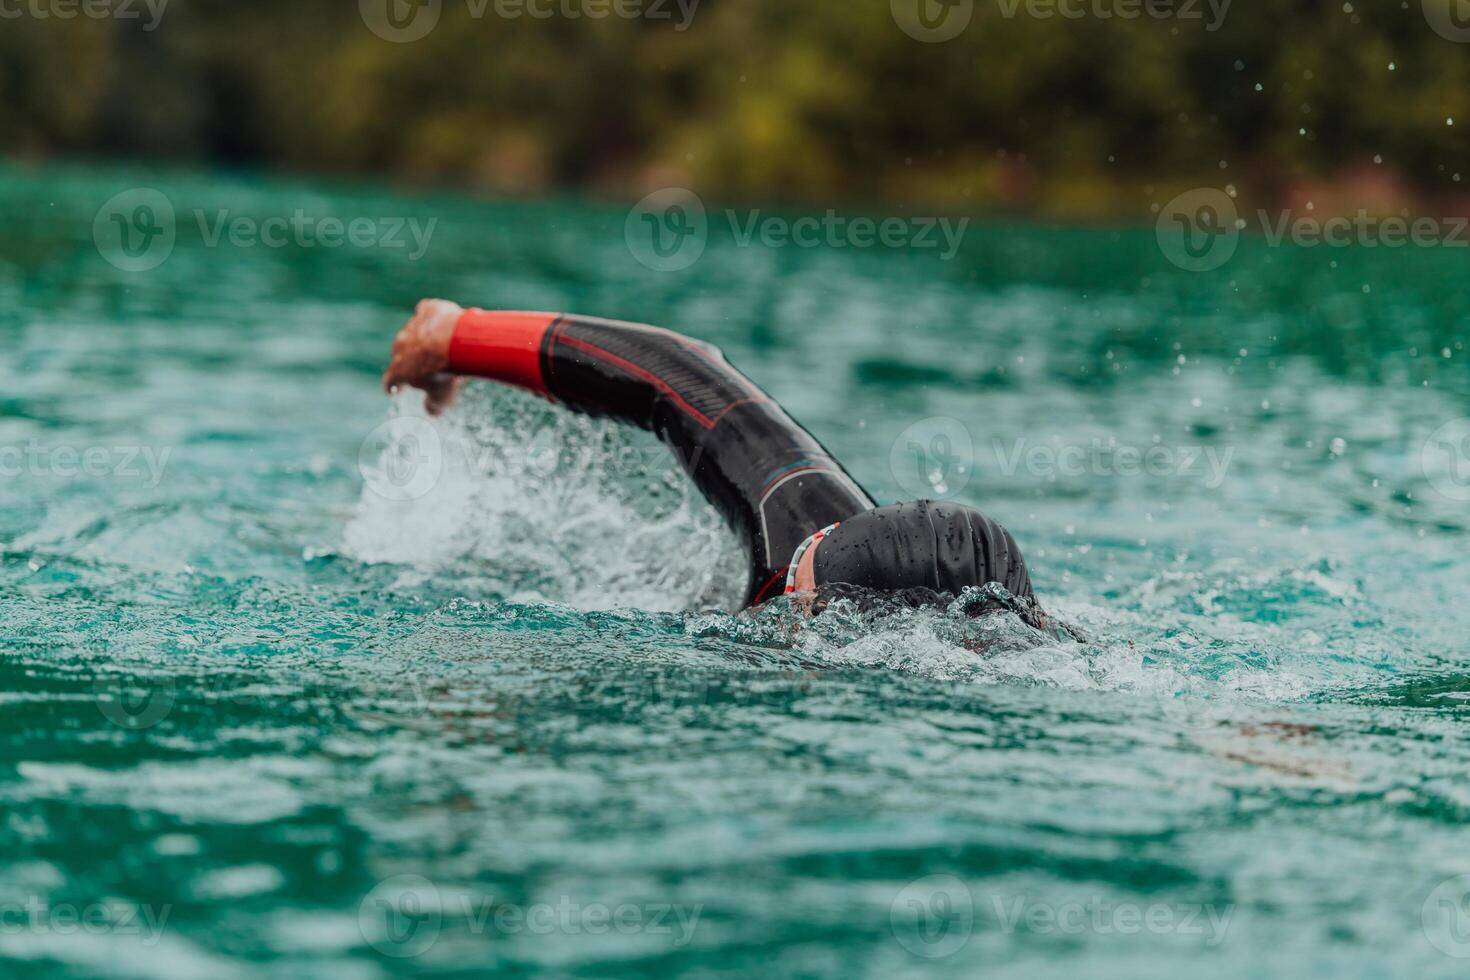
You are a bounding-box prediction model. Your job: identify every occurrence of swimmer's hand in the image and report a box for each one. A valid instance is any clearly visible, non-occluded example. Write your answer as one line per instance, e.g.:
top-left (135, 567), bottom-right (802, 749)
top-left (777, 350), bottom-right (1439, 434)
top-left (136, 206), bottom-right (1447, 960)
top-left (382, 298), bottom-right (466, 416)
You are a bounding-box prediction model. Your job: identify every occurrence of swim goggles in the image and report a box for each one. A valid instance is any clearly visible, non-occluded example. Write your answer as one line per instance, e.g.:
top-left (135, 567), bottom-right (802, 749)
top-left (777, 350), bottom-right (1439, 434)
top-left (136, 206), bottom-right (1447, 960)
top-left (783, 522), bottom-right (841, 594)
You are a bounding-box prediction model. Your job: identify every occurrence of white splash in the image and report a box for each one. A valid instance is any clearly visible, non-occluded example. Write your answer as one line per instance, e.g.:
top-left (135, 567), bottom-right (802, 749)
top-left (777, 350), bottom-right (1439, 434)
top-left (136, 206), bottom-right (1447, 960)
top-left (343, 385), bottom-right (746, 612)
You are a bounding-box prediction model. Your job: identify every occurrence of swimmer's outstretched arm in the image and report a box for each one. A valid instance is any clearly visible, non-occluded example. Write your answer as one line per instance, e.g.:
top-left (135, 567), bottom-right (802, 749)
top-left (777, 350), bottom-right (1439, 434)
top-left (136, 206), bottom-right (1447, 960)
top-left (383, 300), bottom-right (875, 605)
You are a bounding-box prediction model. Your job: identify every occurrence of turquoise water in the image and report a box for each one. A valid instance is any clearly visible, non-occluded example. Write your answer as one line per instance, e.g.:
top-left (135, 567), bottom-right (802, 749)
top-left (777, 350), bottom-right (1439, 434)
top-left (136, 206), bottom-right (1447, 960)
top-left (2, 163), bottom-right (1470, 978)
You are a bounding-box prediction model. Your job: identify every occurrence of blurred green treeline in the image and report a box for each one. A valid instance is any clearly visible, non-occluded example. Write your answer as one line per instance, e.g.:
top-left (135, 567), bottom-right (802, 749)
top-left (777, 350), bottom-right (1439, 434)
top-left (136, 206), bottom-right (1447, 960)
top-left (2, 0), bottom-right (1468, 216)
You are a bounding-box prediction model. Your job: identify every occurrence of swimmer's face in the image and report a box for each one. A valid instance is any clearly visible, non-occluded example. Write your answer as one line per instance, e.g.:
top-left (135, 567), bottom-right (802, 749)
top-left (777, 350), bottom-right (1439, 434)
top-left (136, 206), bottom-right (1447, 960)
top-left (785, 540), bottom-right (822, 615)
top-left (792, 536), bottom-right (820, 593)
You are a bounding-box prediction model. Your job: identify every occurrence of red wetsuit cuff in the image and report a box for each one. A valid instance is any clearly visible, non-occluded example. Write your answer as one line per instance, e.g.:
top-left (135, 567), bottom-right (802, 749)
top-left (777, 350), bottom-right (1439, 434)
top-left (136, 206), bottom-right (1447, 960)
top-left (447, 309), bottom-right (557, 396)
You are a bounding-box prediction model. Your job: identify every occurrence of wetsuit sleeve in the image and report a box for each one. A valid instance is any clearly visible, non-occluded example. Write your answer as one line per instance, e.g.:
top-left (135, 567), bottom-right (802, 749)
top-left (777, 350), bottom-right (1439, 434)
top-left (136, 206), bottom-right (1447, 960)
top-left (447, 309), bottom-right (876, 606)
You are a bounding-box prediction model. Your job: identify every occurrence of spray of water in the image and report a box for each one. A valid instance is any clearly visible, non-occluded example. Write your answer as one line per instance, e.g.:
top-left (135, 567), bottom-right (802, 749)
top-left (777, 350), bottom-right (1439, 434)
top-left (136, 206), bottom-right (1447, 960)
top-left (343, 386), bottom-right (1395, 703)
top-left (344, 385), bottom-right (747, 612)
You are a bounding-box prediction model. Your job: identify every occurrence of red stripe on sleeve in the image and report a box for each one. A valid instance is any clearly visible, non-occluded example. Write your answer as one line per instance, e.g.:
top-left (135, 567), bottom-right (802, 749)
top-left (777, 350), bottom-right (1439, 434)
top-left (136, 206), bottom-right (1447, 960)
top-left (447, 309), bottom-right (558, 396)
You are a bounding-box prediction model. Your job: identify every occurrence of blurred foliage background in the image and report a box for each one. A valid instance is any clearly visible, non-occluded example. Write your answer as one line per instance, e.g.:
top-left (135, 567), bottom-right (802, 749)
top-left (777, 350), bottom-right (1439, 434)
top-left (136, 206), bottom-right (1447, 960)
top-left (2, 0), bottom-right (1468, 216)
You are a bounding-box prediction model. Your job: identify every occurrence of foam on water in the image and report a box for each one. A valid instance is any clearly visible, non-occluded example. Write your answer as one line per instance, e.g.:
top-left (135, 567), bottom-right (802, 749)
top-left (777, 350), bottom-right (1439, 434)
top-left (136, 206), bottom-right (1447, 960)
top-left (341, 385), bottom-right (1395, 710)
top-left (343, 385), bottom-right (747, 612)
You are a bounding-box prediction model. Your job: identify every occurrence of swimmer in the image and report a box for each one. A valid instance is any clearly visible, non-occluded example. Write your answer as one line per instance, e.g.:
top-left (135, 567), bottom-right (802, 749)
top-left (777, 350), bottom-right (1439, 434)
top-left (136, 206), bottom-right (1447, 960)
top-left (383, 300), bottom-right (1054, 629)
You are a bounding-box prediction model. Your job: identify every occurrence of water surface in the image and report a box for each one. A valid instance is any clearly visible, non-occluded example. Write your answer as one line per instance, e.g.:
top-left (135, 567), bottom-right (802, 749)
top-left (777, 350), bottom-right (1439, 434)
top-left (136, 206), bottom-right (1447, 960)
top-left (1, 164), bottom-right (1468, 977)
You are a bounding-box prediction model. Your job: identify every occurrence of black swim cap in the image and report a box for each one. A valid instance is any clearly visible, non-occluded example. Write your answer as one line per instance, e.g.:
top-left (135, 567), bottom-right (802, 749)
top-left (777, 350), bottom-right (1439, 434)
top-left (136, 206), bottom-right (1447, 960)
top-left (812, 500), bottom-right (1033, 600)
